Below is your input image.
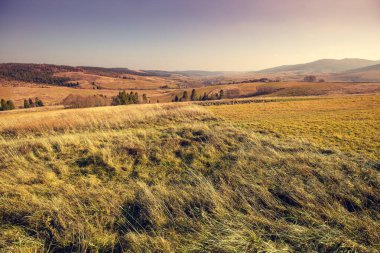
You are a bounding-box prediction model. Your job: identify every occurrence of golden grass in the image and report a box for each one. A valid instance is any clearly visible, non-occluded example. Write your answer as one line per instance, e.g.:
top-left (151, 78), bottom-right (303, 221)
top-left (209, 94), bottom-right (380, 160)
top-left (0, 85), bottom-right (172, 107)
top-left (0, 103), bottom-right (209, 138)
top-left (0, 101), bottom-right (379, 252)
top-left (2, 78), bottom-right (379, 107)
top-left (54, 71), bottom-right (178, 90)
top-left (177, 82), bottom-right (380, 98)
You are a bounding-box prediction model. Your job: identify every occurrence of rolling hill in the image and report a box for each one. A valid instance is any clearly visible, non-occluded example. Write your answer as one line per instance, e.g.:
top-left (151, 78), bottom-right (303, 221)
top-left (257, 58), bottom-right (380, 74)
top-left (331, 64), bottom-right (380, 82)
top-left (345, 63), bottom-right (380, 73)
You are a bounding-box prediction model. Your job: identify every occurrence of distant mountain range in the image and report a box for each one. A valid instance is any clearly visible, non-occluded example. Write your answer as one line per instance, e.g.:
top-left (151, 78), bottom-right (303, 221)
top-left (1, 59), bottom-right (380, 83)
top-left (147, 59), bottom-right (380, 77)
top-left (330, 63), bottom-right (380, 82)
top-left (257, 58), bottom-right (380, 74)
top-left (343, 63), bottom-right (380, 73)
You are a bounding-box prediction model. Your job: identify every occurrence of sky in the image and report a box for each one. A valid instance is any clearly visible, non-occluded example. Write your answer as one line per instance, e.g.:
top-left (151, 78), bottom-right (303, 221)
top-left (0, 0), bottom-right (379, 71)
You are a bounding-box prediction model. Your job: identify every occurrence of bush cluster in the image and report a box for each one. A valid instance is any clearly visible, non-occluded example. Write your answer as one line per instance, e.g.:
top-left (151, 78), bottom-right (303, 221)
top-left (0, 99), bottom-right (15, 111)
top-left (112, 91), bottom-right (140, 105)
top-left (173, 89), bottom-right (224, 102)
top-left (62, 94), bottom-right (109, 108)
top-left (24, 97), bottom-right (44, 108)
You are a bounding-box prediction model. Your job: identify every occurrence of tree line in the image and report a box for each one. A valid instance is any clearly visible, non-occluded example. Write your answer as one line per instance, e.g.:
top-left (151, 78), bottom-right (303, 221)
top-left (173, 89), bottom-right (224, 102)
top-left (0, 97), bottom-right (45, 111)
top-left (112, 91), bottom-right (150, 105)
top-left (63, 91), bottom-right (151, 109)
top-left (0, 63), bottom-right (80, 87)
top-left (24, 98), bottom-right (44, 108)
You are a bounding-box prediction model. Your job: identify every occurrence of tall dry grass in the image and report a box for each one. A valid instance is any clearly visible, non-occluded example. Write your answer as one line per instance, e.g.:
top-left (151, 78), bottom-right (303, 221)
top-left (0, 103), bottom-right (379, 252)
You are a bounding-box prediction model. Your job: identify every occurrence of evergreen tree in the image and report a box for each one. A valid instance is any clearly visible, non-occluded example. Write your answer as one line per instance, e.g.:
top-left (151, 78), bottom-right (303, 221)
top-left (35, 97), bottom-right (44, 107)
top-left (134, 92), bottom-right (139, 104)
top-left (182, 91), bottom-right (188, 101)
top-left (29, 98), bottom-right (35, 107)
top-left (219, 89), bottom-right (224, 99)
top-left (0, 99), bottom-right (6, 110)
top-left (7, 100), bottom-right (15, 110)
top-left (112, 90), bottom-right (140, 105)
top-left (0, 99), bottom-right (15, 111)
top-left (190, 89), bottom-right (197, 101)
top-left (24, 99), bottom-right (30, 108)
top-left (142, 94), bottom-right (148, 103)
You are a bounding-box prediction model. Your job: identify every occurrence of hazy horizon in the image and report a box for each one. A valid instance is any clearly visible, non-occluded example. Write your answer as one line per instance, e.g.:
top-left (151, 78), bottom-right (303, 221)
top-left (1, 0), bottom-right (379, 71)
top-left (1, 57), bottom-right (380, 73)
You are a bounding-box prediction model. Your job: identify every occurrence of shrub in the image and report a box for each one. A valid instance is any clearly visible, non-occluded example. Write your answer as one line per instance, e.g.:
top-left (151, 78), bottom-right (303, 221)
top-left (62, 94), bottom-right (109, 108)
top-left (304, 75), bottom-right (317, 82)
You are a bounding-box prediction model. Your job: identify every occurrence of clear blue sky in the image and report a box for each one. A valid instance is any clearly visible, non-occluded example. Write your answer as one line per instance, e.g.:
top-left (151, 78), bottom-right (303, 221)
top-left (0, 0), bottom-right (379, 71)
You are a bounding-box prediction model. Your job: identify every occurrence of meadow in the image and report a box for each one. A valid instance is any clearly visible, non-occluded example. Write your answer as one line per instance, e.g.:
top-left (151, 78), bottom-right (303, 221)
top-left (1, 76), bottom-right (379, 107)
top-left (0, 96), bottom-right (379, 252)
top-left (208, 94), bottom-right (380, 160)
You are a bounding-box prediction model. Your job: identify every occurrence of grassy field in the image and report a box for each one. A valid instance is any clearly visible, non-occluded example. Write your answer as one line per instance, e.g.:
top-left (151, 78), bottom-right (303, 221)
top-left (0, 84), bottom-right (172, 107)
top-left (1, 77), bottom-right (379, 107)
top-left (54, 71), bottom-right (179, 90)
top-left (0, 97), bottom-right (379, 252)
top-left (209, 94), bottom-right (380, 161)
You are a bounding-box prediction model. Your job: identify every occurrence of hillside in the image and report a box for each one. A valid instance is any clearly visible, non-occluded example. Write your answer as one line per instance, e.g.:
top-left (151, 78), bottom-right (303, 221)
top-left (345, 64), bottom-right (380, 73)
top-left (331, 64), bottom-right (380, 82)
top-left (1, 62), bottom-right (380, 108)
top-left (0, 97), bottom-right (379, 252)
top-left (0, 63), bottom-right (181, 88)
top-left (257, 58), bottom-right (380, 74)
top-left (53, 71), bottom-right (178, 90)
top-left (1, 77), bottom-right (380, 107)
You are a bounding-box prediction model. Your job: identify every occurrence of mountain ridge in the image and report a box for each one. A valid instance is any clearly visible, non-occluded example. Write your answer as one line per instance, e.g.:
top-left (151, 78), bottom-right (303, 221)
top-left (343, 63), bottom-right (380, 73)
top-left (257, 58), bottom-right (380, 74)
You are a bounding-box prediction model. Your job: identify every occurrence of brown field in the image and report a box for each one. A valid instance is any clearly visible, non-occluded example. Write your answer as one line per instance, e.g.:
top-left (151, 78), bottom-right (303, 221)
top-left (2, 70), bottom-right (379, 107)
top-left (54, 71), bottom-right (179, 89)
top-left (0, 81), bottom-right (174, 106)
